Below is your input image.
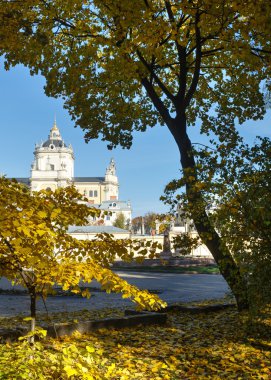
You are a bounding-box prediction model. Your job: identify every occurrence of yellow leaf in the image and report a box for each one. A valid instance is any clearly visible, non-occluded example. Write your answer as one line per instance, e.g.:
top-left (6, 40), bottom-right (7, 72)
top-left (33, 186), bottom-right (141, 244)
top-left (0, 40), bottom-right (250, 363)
top-left (64, 366), bottom-right (78, 377)
top-left (86, 346), bottom-right (95, 353)
top-left (38, 211), bottom-right (47, 218)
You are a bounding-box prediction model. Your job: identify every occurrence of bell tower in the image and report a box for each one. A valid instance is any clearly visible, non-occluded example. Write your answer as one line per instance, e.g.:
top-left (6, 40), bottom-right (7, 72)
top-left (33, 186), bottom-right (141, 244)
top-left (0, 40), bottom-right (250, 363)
top-left (30, 120), bottom-right (74, 191)
top-left (104, 158), bottom-right (119, 200)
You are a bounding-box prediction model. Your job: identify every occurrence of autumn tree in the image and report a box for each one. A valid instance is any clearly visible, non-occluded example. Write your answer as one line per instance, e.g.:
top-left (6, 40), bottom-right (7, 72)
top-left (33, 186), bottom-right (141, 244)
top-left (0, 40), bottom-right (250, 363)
top-left (0, 178), bottom-right (165, 332)
top-left (1, 0), bottom-right (271, 310)
top-left (143, 212), bottom-right (157, 234)
top-left (132, 213), bottom-right (156, 235)
top-left (113, 212), bottom-right (126, 229)
top-left (131, 216), bottom-right (143, 234)
top-left (132, 212), bottom-right (171, 235)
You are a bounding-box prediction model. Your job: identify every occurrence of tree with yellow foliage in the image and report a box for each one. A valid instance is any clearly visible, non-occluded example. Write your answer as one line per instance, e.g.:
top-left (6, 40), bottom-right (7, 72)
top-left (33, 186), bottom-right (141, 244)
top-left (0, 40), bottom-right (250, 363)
top-left (1, 0), bottom-right (271, 310)
top-left (0, 178), bottom-right (165, 332)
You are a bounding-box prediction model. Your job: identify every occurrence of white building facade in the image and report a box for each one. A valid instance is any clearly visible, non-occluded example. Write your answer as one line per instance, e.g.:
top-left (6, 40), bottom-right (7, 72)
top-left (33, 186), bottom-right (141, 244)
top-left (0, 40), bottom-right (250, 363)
top-left (16, 121), bottom-right (132, 227)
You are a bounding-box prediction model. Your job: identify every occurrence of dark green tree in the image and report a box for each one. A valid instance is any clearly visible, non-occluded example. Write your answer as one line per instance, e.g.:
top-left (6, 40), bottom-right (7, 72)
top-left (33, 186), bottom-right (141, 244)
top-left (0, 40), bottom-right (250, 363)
top-left (163, 134), bottom-right (271, 313)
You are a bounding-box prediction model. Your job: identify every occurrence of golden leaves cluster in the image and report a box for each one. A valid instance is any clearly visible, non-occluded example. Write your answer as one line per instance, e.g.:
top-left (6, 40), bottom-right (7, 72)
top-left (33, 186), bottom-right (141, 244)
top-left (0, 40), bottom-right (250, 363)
top-left (0, 178), bottom-right (165, 313)
top-left (1, 0), bottom-right (270, 148)
top-left (1, 306), bottom-right (271, 379)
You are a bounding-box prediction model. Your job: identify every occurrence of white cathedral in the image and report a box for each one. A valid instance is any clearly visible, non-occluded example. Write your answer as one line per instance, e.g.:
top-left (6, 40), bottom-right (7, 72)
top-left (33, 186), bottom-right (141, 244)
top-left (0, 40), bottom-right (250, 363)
top-left (16, 121), bottom-right (132, 227)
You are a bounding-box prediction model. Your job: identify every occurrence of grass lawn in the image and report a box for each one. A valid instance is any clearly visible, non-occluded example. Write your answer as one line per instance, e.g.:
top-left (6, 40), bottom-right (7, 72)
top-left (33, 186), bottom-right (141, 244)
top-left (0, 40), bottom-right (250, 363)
top-left (115, 265), bottom-right (220, 274)
top-left (1, 301), bottom-right (271, 379)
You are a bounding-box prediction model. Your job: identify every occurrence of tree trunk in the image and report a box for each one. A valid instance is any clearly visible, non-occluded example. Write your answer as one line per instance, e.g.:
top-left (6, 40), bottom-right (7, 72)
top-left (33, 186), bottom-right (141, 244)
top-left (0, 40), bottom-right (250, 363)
top-left (167, 114), bottom-right (249, 311)
top-left (29, 287), bottom-right (36, 344)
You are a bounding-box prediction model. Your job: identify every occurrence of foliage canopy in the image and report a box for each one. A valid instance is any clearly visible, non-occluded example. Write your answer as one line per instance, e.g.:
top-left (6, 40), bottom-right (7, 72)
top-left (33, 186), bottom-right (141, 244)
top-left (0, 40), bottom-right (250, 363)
top-left (1, 0), bottom-right (270, 146)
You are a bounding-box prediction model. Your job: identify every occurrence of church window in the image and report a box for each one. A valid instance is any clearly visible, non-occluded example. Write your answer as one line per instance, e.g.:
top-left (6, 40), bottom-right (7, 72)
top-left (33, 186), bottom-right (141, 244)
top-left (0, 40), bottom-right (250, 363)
top-left (106, 216), bottom-right (110, 220)
top-left (89, 190), bottom-right (93, 197)
top-left (94, 190), bottom-right (98, 197)
top-left (50, 164), bottom-right (55, 170)
top-left (113, 202), bottom-right (117, 207)
top-left (50, 144), bottom-right (55, 150)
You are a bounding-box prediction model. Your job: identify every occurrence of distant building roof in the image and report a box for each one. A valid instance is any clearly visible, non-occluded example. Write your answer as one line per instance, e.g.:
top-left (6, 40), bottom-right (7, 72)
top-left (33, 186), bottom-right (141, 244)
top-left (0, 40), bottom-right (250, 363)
top-left (98, 200), bottom-right (132, 211)
top-left (11, 177), bottom-right (105, 185)
top-left (68, 225), bottom-right (129, 234)
top-left (73, 177), bottom-right (105, 183)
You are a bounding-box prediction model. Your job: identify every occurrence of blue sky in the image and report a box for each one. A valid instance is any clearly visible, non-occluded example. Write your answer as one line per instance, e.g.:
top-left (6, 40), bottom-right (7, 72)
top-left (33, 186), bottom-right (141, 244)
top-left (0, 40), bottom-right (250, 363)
top-left (0, 62), bottom-right (270, 217)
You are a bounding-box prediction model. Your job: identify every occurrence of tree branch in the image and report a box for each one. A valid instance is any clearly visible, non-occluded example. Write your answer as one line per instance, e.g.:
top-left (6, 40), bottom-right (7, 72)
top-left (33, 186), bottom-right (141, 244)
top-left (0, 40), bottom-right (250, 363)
top-left (0, 234), bottom-right (33, 287)
top-left (201, 46), bottom-right (224, 56)
top-left (164, 0), bottom-right (187, 105)
top-left (137, 49), bottom-right (175, 102)
top-left (184, 11), bottom-right (201, 108)
top-left (164, 0), bottom-right (175, 23)
top-left (141, 77), bottom-right (172, 124)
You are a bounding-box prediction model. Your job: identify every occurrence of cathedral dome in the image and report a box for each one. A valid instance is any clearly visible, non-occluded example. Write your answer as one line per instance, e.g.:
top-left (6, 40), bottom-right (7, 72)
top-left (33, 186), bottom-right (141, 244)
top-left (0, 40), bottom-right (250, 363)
top-left (41, 120), bottom-right (68, 148)
top-left (42, 139), bottom-right (67, 148)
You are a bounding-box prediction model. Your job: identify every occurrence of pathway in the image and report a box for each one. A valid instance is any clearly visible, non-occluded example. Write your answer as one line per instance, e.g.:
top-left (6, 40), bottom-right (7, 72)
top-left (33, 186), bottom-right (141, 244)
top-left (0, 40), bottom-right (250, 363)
top-left (0, 272), bottom-right (230, 317)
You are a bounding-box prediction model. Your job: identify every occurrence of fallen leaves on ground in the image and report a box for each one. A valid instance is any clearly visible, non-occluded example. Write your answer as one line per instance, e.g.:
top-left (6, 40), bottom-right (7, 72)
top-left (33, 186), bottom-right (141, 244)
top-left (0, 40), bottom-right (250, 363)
top-left (0, 308), bottom-right (126, 331)
top-left (1, 304), bottom-right (271, 379)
